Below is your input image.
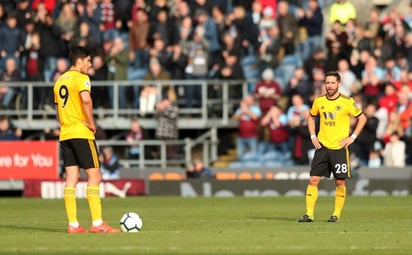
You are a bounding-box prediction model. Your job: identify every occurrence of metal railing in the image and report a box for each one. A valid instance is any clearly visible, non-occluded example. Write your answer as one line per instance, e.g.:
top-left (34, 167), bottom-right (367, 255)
top-left (94, 127), bottom-right (218, 169)
top-left (1, 79), bottom-right (250, 130)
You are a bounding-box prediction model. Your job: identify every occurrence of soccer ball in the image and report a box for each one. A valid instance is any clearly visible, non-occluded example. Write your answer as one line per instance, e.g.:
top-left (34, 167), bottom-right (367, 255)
top-left (120, 212), bottom-right (143, 232)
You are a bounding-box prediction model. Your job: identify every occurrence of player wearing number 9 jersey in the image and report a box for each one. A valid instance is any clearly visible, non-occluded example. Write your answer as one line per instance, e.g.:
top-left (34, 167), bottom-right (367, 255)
top-left (53, 47), bottom-right (120, 234)
top-left (298, 71), bottom-right (367, 223)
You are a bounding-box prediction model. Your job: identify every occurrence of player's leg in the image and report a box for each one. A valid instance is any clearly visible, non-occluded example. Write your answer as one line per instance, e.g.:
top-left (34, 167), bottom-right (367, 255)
top-left (328, 148), bottom-right (350, 222)
top-left (64, 166), bottom-right (84, 231)
top-left (78, 139), bottom-right (120, 233)
top-left (85, 166), bottom-right (120, 233)
top-left (299, 148), bottom-right (329, 222)
top-left (61, 141), bottom-right (88, 233)
top-left (305, 176), bottom-right (321, 218)
top-left (329, 178), bottom-right (346, 222)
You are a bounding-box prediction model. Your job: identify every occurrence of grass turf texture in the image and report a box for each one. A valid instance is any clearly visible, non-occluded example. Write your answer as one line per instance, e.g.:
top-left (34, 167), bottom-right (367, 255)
top-left (0, 196), bottom-right (411, 255)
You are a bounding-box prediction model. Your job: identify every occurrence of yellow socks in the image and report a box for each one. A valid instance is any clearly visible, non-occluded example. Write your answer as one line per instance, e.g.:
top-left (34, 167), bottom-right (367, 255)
top-left (332, 186), bottom-right (346, 219)
top-left (87, 186), bottom-right (103, 224)
top-left (64, 187), bottom-right (78, 224)
top-left (305, 185), bottom-right (318, 219)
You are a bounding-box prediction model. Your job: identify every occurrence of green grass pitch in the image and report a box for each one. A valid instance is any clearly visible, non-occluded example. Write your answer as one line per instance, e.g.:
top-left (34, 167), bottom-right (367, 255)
top-left (0, 196), bottom-right (411, 255)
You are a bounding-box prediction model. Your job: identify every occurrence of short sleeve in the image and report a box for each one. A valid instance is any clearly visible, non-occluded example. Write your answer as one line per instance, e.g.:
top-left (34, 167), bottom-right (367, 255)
top-left (349, 98), bottom-right (362, 117)
top-left (310, 98), bottom-right (319, 117)
top-left (79, 75), bottom-right (91, 93)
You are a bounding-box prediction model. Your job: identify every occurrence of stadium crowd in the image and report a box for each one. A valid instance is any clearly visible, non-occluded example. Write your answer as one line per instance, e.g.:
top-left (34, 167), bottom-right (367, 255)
top-left (0, 0), bottom-right (412, 168)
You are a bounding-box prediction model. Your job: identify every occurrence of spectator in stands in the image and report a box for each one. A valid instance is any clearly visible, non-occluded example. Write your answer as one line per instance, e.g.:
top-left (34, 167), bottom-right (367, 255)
top-left (284, 67), bottom-right (311, 106)
top-left (0, 13), bottom-right (23, 71)
top-left (379, 82), bottom-right (398, 116)
top-left (15, 0), bottom-right (33, 30)
top-left (50, 57), bottom-right (69, 82)
top-left (78, 0), bottom-right (103, 47)
top-left (287, 94), bottom-right (311, 165)
top-left (364, 8), bottom-right (381, 39)
top-left (149, 0), bottom-right (169, 24)
top-left (382, 58), bottom-right (402, 85)
top-left (304, 47), bottom-right (326, 80)
top-left (398, 84), bottom-right (412, 130)
top-left (0, 115), bottom-right (21, 140)
top-left (212, 32), bottom-right (241, 77)
top-left (185, 162), bottom-right (196, 178)
top-left (351, 102), bottom-right (379, 166)
top-left (212, 6), bottom-right (228, 46)
top-left (23, 30), bottom-right (45, 82)
top-left (88, 55), bottom-right (109, 109)
top-left (35, 6), bottom-right (60, 82)
top-left (126, 118), bottom-right (145, 160)
top-left (189, 0), bottom-right (213, 15)
top-left (260, 105), bottom-right (289, 159)
top-left (350, 49), bottom-right (370, 80)
top-left (99, 146), bottom-right (121, 180)
top-left (186, 158), bottom-right (215, 179)
top-left (345, 19), bottom-right (360, 52)
top-left (70, 20), bottom-right (96, 50)
top-left (310, 65), bottom-right (325, 103)
top-left (128, 8), bottom-right (150, 70)
top-left (148, 8), bottom-right (176, 47)
top-left (106, 36), bottom-right (129, 108)
top-left (99, 0), bottom-right (119, 45)
top-left (182, 26), bottom-right (209, 108)
top-left (355, 26), bottom-right (375, 54)
top-left (215, 53), bottom-right (245, 97)
top-left (257, 21), bottom-right (281, 72)
top-left (155, 97), bottom-right (179, 160)
top-left (232, 95), bottom-right (262, 160)
top-left (253, 68), bottom-right (282, 115)
top-left (382, 110), bottom-right (403, 144)
top-left (277, 1), bottom-right (298, 56)
top-left (149, 37), bottom-right (172, 72)
top-left (194, 8), bottom-right (221, 65)
top-left (169, 44), bottom-right (188, 80)
top-left (0, 58), bottom-right (21, 110)
top-left (54, 2), bottom-right (77, 54)
top-left (329, 0), bottom-right (356, 25)
top-left (361, 54), bottom-right (384, 102)
top-left (337, 58), bottom-right (358, 96)
top-left (296, 0), bottom-right (323, 61)
top-left (230, 5), bottom-right (259, 57)
top-left (139, 57), bottom-right (174, 116)
top-left (383, 131), bottom-right (405, 168)
top-left (325, 21), bottom-right (349, 61)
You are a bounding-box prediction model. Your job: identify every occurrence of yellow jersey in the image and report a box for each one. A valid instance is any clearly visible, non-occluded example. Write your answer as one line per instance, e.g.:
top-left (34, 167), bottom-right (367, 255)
top-left (53, 70), bottom-right (95, 141)
top-left (310, 94), bottom-right (362, 149)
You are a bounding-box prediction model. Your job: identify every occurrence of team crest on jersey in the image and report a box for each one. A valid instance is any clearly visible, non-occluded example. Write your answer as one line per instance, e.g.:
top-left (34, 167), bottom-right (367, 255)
top-left (335, 105), bottom-right (342, 111)
top-left (85, 81), bottom-right (91, 87)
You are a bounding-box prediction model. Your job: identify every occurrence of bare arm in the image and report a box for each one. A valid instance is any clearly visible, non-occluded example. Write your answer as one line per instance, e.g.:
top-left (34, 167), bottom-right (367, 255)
top-left (308, 114), bottom-right (321, 149)
top-left (340, 113), bottom-right (367, 148)
top-left (80, 91), bottom-right (96, 134)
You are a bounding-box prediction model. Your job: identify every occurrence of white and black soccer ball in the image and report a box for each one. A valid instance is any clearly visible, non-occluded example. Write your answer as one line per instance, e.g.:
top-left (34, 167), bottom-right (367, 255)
top-left (120, 212), bottom-right (143, 232)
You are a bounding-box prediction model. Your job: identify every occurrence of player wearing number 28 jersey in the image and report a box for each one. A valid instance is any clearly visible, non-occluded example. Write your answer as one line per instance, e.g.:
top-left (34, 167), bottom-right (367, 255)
top-left (298, 71), bottom-right (367, 223)
top-left (53, 47), bottom-right (120, 234)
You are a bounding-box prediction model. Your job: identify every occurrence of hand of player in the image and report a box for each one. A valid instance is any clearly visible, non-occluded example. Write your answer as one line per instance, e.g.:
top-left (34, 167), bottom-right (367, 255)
top-left (311, 137), bottom-right (322, 150)
top-left (339, 136), bottom-right (355, 148)
top-left (84, 121), bottom-right (96, 134)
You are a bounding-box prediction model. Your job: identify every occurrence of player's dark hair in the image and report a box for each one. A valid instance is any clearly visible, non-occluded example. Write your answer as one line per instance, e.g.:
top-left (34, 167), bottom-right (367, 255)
top-left (324, 71), bottom-right (341, 82)
top-left (68, 47), bottom-right (92, 66)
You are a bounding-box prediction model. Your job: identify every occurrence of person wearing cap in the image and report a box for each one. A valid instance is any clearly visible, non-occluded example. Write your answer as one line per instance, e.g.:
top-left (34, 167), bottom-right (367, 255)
top-left (254, 68), bottom-right (282, 115)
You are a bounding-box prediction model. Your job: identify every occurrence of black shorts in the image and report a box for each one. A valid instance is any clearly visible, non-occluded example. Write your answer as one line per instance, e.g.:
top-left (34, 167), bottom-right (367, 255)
top-left (60, 139), bottom-right (100, 169)
top-left (310, 146), bottom-right (351, 179)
